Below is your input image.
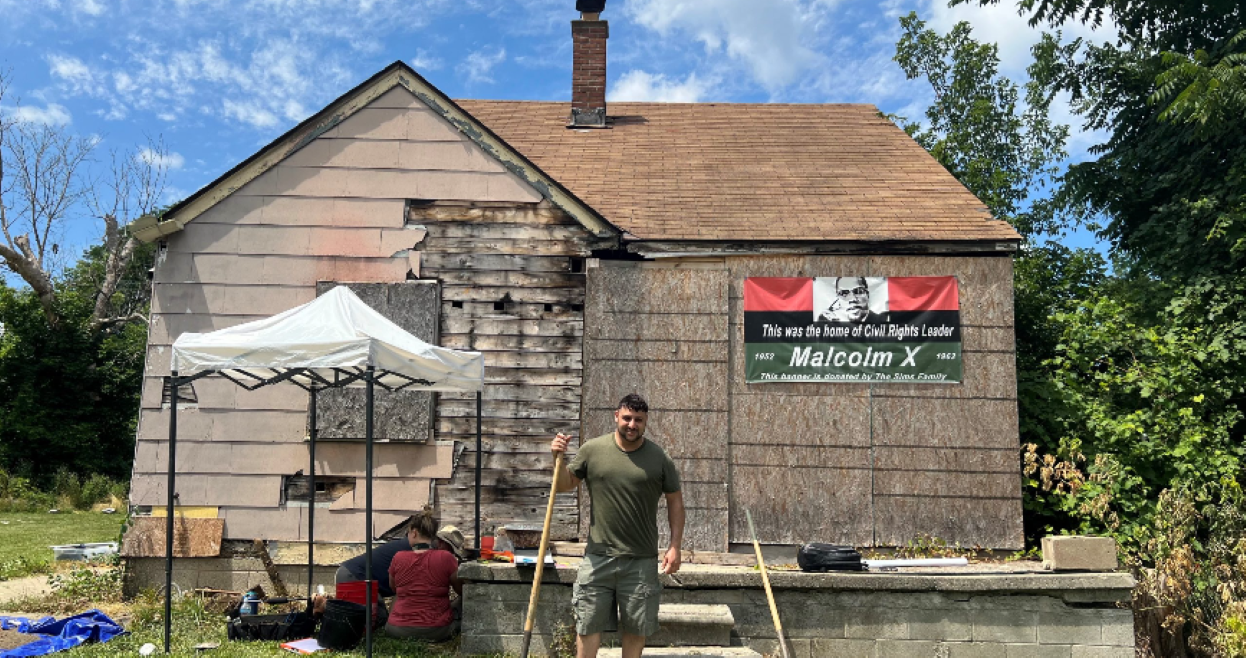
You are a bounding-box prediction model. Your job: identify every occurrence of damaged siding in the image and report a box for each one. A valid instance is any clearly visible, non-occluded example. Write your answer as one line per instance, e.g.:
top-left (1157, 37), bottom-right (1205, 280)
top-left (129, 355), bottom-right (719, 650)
top-left (413, 202), bottom-right (609, 541)
top-left (132, 85), bottom-right (545, 542)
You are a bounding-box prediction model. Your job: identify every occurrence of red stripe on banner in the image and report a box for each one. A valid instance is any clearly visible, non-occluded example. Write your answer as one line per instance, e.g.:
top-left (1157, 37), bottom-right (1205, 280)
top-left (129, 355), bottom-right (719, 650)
top-left (887, 276), bottom-right (960, 311)
top-left (743, 278), bottom-right (813, 312)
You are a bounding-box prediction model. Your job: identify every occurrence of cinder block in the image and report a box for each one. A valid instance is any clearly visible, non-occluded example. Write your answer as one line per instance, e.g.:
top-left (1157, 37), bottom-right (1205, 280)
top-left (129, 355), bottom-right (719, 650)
top-left (1005, 643), bottom-right (1073, 658)
top-left (973, 610), bottom-right (1037, 643)
top-left (1042, 536), bottom-right (1118, 572)
top-left (1098, 610), bottom-right (1135, 647)
top-left (947, 642), bottom-right (1002, 658)
top-left (908, 609), bottom-right (973, 641)
top-left (1037, 613), bottom-right (1102, 645)
top-left (1071, 647), bottom-right (1133, 658)
top-left (810, 638), bottom-right (874, 658)
top-left (844, 608), bottom-right (907, 640)
top-left (876, 639), bottom-right (943, 657)
top-left (647, 604), bottom-right (734, 647)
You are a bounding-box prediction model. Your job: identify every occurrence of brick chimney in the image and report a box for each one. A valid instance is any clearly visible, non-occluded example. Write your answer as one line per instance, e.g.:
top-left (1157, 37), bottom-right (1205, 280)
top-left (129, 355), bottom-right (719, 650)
top-left (570, 13), bottom-right (608, 128)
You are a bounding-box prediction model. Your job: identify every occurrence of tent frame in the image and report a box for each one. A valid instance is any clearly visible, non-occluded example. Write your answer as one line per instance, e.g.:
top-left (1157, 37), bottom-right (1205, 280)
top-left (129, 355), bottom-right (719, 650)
top-left (162, 366), bottom-right (483, 657)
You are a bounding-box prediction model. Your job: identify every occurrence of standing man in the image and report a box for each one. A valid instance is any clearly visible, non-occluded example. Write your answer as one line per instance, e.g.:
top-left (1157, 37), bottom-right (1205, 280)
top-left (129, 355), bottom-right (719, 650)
top-left (550, 393), bottom-right (684, 658)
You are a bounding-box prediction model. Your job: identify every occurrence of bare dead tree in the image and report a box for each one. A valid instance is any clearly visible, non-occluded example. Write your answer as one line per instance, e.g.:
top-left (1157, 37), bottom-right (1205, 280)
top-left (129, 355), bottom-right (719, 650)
top-left (87, 137), bottom-right (170, 330)
top-left (0, 68), bottom-right (169, 331)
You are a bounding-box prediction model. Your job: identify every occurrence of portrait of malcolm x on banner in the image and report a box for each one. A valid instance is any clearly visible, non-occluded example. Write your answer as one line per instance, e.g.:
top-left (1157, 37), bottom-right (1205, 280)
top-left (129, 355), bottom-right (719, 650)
top-left (813, 276), bottom-right (889, 324)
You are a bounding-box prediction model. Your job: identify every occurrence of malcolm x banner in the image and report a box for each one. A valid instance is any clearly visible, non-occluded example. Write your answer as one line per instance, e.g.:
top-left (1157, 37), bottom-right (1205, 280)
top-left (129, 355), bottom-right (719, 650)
top-left (744, 276), bottom-right (962, 383)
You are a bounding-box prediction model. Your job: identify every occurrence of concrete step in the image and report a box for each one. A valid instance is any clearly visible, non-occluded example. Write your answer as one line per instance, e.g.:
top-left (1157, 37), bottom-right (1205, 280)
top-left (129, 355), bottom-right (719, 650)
top-left (647, 604), bottom-right (735, 647)
top-left (599, 648), bottom-right (762, 658)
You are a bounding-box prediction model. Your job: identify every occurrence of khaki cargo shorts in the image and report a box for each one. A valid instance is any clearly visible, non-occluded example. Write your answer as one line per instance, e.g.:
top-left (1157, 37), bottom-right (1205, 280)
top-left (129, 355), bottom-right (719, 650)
top-left (571, 554), bottom-right (662, 637)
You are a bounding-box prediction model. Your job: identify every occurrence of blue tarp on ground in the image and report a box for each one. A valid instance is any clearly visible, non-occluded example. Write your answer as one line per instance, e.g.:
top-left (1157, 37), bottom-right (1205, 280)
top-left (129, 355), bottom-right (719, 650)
top-left (0, 610), bottom-right (125, 657)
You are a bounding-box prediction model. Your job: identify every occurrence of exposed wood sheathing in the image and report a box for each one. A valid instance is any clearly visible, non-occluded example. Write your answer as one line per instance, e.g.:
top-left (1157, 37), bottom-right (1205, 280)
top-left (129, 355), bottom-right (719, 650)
top-left (412, 202), bottom-right (609, 541)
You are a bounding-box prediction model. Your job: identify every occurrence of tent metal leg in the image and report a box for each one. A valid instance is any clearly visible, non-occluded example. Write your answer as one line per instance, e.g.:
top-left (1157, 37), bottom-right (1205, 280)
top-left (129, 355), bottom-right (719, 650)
top-left (475, 390), bottom-right (482, 547)
top-left (365, 366), bottom-right (375, 658)
top-left (308, 389), bottom-right (317, 602)
top-left (164, 372), bottom-right (178, 654)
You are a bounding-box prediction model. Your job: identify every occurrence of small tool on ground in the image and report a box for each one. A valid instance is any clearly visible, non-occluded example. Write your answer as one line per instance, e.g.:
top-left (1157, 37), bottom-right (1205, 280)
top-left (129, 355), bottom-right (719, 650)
top-left (519, 449), bottom-right (565, 658)
top-left (747, 509), bottom-right (791, 658)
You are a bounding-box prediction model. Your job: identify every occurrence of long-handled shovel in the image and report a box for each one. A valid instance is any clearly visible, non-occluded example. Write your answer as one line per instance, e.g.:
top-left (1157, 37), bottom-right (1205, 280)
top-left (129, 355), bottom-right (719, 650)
top-left (746, 509), bottom-right (791, 658)
top-left (519, 451), bottom-right (565, 658)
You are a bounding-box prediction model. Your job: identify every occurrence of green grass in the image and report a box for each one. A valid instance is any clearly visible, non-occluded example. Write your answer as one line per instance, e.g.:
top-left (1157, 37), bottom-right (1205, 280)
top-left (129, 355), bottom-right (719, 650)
top-left (0, 511), bottom-right (125, 580)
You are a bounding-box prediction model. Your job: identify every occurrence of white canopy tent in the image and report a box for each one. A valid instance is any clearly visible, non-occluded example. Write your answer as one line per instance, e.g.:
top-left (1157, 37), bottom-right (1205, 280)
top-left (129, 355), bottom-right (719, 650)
top-left (162, 286), bottom-right (484, 655)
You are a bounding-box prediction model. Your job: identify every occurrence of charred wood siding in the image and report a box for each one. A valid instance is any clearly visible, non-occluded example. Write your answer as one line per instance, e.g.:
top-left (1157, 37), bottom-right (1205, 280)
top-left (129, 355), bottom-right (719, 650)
top-left (413, 202), bottom-right (610, 541)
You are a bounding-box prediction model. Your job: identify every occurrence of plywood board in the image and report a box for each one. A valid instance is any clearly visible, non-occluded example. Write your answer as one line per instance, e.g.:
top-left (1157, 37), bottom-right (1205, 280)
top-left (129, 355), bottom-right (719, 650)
top-left (121, 517), bottom-right (224, 558)
top-left (587, 264), bottom-right (729, 315)
top-left (582, 361), bottom-right (728, 413)
top-left (869, 398), bottom-right (1019, 449)
top-left (314, 282), bottom-right (437, 441)
top-left (731, 394), bottom-right (873, 448)
top-left (873, 495), bottom-right (1023, 549)
top-left (729, 465), bottom-right (873, 546)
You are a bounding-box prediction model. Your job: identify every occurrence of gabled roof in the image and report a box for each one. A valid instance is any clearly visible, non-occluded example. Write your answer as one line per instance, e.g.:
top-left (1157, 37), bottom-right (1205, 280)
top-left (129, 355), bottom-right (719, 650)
top-left (456, 101), bottom-right (1020, 243)
top-left (132, 61), bottom-right (617, 243)
top-left (134, 60), bottom-right (1020, 246)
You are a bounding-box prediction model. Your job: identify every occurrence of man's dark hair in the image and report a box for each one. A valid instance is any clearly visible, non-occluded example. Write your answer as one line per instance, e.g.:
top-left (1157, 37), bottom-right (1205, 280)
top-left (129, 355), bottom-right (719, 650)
top-left (617, 393), bottom-right (649, 413)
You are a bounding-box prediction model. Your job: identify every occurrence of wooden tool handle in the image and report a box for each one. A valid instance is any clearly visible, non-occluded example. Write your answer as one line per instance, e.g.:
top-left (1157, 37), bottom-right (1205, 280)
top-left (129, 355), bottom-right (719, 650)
top-left (519, 451), bottom-right (564, 658)
top-left (747, 509), bottom-right (790, 658)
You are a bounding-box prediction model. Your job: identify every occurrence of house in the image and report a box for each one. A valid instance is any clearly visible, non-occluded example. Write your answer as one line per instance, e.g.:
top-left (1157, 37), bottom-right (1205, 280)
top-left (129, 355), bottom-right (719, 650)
top-left (125, 9), bottom-right (1023, 579)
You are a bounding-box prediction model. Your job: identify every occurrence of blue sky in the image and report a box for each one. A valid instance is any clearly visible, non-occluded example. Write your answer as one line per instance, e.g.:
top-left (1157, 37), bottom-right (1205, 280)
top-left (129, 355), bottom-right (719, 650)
top-left (0, 0), bottom-right (1113, 261)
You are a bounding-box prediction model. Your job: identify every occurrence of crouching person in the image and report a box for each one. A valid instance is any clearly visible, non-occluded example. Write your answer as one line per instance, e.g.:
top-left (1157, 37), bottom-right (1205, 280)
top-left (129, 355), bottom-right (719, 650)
top-left (551, 394), bottom-right (685, 658)
top-left (383, 509), bottom-right (463, 642)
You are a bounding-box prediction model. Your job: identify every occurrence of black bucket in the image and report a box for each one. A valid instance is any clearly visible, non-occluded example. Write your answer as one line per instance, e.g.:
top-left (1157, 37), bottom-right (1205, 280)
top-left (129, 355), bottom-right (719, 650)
top-left (318, 599), bottom-right (368, 650)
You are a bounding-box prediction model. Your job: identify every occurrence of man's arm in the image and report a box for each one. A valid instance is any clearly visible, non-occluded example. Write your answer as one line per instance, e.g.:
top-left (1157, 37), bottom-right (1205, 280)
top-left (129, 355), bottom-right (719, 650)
top-left (551, 432), bottom-right (582, 493)
top-left (661, 491), bottom-right (685, 574)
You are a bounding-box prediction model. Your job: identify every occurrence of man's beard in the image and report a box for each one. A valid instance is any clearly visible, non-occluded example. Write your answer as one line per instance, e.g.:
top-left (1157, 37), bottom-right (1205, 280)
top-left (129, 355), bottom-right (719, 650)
top-left (618, 427), bottom-right (644, 443)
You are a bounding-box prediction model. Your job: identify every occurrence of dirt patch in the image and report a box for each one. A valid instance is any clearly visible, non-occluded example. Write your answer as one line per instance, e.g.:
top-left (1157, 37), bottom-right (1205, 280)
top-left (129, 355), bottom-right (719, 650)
top-left (0, 628), bottom-right (36, 651)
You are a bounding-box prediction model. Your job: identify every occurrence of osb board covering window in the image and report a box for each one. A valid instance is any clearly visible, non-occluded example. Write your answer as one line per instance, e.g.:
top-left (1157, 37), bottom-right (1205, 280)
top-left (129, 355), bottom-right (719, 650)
top-left (121, 517), bottom-right (224, 558)
top-left (313, 281), bottom-right (439, 441)
top-left (580, 261), bottom-right (731, 553)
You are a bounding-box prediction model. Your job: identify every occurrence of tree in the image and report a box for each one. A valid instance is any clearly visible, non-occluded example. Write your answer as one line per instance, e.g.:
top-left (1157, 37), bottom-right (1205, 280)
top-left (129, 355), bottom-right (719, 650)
top-left (0, 68), bottom-right (169, 331)
top-left (895, 12), bottom-right (1069, 237)
top-left (894, 14), bottom-right (1111, 542)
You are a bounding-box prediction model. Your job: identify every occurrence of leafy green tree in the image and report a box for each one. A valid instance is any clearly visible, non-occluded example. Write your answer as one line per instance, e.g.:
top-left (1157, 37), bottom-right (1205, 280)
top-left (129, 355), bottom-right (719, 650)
top-left (895, 13), bottom-right (1109, 541)
top-left (0, 239), bottom-right (154, 485)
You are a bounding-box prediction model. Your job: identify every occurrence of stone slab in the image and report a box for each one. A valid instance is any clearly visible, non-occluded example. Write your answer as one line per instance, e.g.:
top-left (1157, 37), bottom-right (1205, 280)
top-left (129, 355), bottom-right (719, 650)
top-left (1042, 536), bottom-right (1118, 572)
top-left (600, 649), bottom-right (762, 658)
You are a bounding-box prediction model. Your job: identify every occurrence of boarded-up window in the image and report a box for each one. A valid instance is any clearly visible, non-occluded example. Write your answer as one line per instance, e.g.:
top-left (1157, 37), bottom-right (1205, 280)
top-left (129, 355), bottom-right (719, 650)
top-left (313, 282), bottom-right (439, 442)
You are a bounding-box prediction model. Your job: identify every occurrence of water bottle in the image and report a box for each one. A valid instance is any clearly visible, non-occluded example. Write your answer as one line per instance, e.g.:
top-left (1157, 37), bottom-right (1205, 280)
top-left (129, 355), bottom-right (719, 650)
top-left (240, 589), bottom-right (261, 616)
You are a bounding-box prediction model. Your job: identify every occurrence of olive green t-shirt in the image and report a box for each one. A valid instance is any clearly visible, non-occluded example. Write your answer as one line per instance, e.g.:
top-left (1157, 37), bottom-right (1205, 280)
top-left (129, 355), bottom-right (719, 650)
top-left (569, 433), bottom-right (682, 558)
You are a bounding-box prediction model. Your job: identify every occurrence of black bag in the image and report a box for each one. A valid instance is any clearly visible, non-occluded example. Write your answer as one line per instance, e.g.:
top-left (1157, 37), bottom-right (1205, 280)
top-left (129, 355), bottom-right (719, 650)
top-left (226, 611), bottom-right (317, 642)
top-left (797, 543), bottom-right (865, 572)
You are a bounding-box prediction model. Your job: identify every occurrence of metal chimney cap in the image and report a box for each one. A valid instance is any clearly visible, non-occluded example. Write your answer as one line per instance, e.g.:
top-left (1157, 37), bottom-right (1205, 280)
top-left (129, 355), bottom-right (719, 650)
top-left (576, 0), bottom-right (606, 14)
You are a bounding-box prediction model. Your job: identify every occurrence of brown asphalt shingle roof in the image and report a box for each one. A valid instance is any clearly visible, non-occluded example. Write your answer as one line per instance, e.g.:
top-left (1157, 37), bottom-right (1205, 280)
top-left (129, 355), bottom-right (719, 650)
top-left (456, 100), bottom-right (1020, 243)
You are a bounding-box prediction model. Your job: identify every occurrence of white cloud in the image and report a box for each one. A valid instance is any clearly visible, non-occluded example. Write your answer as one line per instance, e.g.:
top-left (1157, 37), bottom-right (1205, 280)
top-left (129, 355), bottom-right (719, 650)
top-left (222, 99), bottom-right (279, 128)
top-left (624, 0), bottom-right (829, 90)
top-left (458, 47), bottom-right (506, 84)
top-left (48, 54), bottom-right (99, 94)
top-left (611, 70), bottom-right (712, 103)
top-left (137, 148), bottom-right (185, 170)
top-left (76, 0), bottom-right (104, 15)
top-left (922, 0), bottom-right (1116, 77)
top-left (411, 49), bottom-right (443, 71)
top-left (9, 103), bottom-right (72, 125)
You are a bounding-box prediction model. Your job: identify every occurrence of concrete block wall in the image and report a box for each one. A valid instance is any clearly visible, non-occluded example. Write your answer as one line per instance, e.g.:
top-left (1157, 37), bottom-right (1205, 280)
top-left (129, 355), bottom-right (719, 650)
top-left (124, 557), bottom-right (337, 599)
top-left (459, 566), bottom-right (1136, 658)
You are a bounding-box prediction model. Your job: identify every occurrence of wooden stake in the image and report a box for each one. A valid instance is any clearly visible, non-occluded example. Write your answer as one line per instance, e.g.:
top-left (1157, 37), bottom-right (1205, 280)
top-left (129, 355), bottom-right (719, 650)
top-left (519, 452), bottom-right (564, 658)
top-left (747, 509), bottom-right (790, 658)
